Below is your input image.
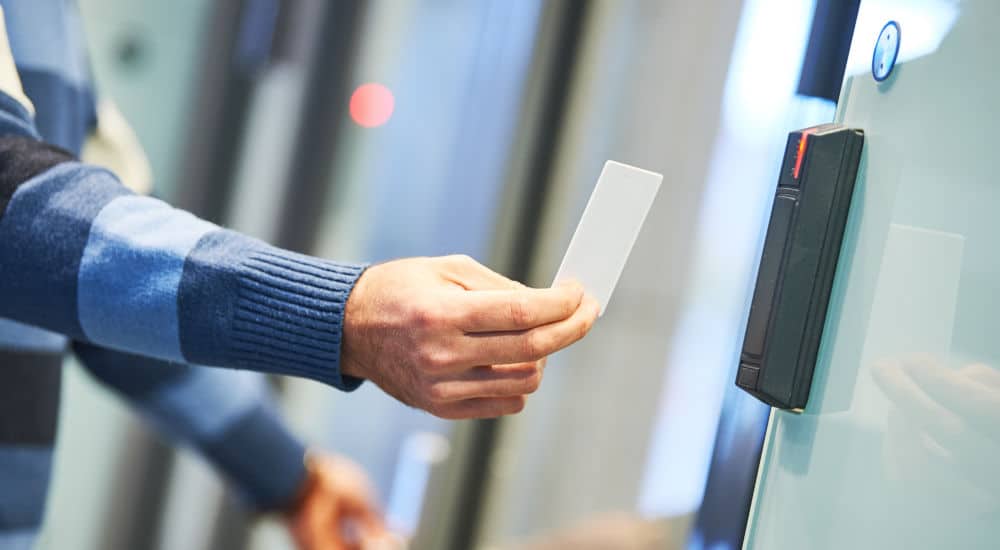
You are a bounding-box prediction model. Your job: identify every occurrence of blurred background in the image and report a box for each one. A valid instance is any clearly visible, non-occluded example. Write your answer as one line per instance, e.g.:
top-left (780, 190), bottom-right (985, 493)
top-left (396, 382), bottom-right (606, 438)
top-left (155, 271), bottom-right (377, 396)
top-left (34, 0), bottom-right (866, 548)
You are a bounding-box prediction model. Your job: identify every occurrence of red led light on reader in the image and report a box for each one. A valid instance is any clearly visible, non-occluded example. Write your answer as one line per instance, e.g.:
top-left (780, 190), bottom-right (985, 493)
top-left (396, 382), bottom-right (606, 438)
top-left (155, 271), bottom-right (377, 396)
top-left (793, 133), bottom-right (808, 179)
top-left (350, 83), bottom-right (394, 128)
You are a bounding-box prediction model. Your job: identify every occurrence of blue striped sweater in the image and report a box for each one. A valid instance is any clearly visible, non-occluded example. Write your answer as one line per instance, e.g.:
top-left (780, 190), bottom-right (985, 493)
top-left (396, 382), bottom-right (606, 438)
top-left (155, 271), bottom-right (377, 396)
top-left (0, 1), bottom-right (365, 547)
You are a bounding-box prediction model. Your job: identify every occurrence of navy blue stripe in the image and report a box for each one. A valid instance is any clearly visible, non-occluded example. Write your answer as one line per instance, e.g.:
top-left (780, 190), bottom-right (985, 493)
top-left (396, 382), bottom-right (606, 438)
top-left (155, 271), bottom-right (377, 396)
top-left (0, 163), bottom-right (130, 338)
top-left (0, 135), bottom-right (74, 218)
top-left (200, 405), bottom-right (307, 510)
top-left (177, 230), bottom-right (260, 366)
top-left (0, 350), bottom-right (61, 445)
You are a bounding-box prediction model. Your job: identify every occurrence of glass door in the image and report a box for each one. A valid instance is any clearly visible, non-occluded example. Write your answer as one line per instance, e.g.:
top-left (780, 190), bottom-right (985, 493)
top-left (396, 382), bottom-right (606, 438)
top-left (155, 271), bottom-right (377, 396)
top-left (745, 1), bottom-right (1000, 548)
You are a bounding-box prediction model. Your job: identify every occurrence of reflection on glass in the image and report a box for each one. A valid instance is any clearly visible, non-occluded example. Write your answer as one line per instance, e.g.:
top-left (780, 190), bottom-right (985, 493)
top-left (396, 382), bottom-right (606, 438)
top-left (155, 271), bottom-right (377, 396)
top-left (873, 356), bottom-right (1000, 509)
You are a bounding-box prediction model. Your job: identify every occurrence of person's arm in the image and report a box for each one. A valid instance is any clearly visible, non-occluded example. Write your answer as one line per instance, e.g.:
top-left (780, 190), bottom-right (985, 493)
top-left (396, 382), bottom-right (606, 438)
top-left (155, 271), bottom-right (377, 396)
top-left (1, 30), bottom-right (598, 422)
top-left (0, 87), bottom-right (600, 419)
top-left (74, 342), bottom-right (400, 548)
top-left (72, 341), bottom-right (309, 509)
top-left (0, 89), bottom-right (365, 389)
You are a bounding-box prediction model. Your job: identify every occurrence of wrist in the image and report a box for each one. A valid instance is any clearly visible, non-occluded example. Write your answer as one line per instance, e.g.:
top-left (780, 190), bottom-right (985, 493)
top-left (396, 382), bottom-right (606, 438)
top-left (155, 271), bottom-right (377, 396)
top-left (340, 265), bottom-right (375, 380)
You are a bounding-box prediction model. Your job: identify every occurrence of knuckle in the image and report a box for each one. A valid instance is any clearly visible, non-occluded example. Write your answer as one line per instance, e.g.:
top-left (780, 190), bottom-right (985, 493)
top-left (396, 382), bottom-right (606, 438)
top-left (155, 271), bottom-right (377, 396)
top-left (508, 295), bottom-right (534, 326)
top-left (432, 348), bottom-right (457, 369)
top-left (417, 345), bottom-right (454, 369)
top-left (525, 368), bottom-right (543, 394)
top-left (523, 331), bottom-right (548, 358)
top-left (426, 381), bottom-right (455, 403)
top-left (414, 378), bottom-right (436, 405)
top-left (413, 343), bottom-right (434, 366)
top-left (445, 254), bottom-right (475, 268)
top-left (409, 303), bottom-right (442, 329)
top-left (561, 291), bottom-right (579, 315)
top-left (424, 382), bottom-right (445, 403)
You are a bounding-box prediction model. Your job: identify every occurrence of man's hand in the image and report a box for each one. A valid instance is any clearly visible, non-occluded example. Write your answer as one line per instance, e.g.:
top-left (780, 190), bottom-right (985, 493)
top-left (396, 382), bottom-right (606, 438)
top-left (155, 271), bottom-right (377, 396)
top-left (342, 255), bottom-right (599, 419)
top-left (287, 453), bottom-right (400, 550)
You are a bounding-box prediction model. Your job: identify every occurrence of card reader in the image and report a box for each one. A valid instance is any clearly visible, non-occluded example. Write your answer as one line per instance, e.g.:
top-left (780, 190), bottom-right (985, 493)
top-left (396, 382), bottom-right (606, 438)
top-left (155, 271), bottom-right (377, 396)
top-left (737, 124), bottom-right (864, 411)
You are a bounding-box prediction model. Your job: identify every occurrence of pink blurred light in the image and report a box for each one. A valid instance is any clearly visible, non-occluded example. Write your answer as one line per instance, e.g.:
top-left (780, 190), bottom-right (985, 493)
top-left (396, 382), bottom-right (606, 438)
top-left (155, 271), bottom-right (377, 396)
top-left (349, 83), bottom-right (395, 128)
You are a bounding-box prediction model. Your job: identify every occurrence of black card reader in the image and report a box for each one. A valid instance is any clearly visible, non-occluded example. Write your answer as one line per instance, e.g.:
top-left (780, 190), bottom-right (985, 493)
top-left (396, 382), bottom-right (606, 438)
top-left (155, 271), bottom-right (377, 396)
top-left (737, 124), bottom-right (864, 411)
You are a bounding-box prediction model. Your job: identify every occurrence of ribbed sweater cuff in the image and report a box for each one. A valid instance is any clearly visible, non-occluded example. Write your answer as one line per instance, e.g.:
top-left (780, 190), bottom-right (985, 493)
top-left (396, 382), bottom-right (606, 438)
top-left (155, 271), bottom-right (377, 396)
top-left (228, 247), bottom-right (366, 392)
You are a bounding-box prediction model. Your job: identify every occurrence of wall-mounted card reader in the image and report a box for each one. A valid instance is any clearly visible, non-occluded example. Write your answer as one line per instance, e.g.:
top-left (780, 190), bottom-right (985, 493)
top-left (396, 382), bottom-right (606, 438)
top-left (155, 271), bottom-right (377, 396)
top-left (737, 124), bottom-right (864, 411)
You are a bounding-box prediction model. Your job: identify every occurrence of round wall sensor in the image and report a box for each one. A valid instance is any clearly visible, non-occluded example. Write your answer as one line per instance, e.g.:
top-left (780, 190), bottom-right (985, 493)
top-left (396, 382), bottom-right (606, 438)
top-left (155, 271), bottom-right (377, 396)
top-left (872, 21), bottom-right (900, 82)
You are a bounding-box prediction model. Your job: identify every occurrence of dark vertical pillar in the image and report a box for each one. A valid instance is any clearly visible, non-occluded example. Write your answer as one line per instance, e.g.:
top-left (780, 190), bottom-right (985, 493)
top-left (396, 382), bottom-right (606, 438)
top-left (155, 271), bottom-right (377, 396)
top-left (797, 0), bottom-right (861, 102)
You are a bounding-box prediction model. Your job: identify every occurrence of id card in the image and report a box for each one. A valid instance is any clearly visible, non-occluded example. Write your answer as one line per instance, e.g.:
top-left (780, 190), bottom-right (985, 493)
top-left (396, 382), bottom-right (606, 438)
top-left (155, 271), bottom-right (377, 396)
top-left (553, 160), bottom-right (662, 315)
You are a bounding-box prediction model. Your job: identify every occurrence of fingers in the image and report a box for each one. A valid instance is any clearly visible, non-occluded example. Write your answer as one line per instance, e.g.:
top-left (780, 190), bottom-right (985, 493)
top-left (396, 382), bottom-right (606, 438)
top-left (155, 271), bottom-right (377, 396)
top-left (426, 362), bottom-right (543, 402)
top-left (459, 296), bottom-right (599, 365)
top-left (432, 396), bottom-right (527, 419)
top-left (872, 359), bottom-right (968, 450)
top-left (303, 454), bottom-right (385, 547)
top-left (336, 492), bottom-right (384, 534)
top-left (452, 284), bottom-right (584, 332)
top-left (960, 363), bottom-right (1000, 389)
top-left (907, 361), bottom-right (1000, 441)
top-left (355, 255), bottom-right (597, 420)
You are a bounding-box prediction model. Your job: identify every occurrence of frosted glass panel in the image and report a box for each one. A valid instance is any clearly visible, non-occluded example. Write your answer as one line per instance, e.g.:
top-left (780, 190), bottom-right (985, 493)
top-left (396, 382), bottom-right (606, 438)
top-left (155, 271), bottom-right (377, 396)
top-left (745, 1), bottom-right (1000, 549)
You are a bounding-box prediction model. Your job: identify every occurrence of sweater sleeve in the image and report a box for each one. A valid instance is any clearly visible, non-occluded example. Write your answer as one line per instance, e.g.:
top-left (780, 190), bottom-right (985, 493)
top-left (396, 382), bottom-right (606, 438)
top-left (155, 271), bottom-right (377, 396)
top-left (0, 91), bottom-right (364, 391)
top-left (73, 341), bottom-right (308, 510)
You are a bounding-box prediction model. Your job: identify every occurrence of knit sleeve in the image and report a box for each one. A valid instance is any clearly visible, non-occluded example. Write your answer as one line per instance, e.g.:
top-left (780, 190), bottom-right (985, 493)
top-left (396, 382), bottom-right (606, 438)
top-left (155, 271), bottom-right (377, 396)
top-left (73, 342), bottom-right (309, 510)
top-left (0, 91), bottom-right (364, 391)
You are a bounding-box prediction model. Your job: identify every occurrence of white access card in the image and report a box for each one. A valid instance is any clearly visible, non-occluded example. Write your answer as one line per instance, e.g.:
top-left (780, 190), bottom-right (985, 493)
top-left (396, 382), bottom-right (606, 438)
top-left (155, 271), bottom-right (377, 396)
top-left (553, 160), bottom-right (662, 315)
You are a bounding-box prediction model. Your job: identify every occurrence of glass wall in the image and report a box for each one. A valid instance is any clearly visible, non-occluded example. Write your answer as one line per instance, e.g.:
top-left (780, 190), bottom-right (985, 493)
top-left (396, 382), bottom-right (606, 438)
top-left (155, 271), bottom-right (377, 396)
top-left (747, 1), bottom-right (1000, 548)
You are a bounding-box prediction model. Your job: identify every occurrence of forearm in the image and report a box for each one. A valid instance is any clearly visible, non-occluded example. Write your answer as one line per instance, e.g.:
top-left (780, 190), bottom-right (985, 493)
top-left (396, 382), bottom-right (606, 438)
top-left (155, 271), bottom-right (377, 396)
top-left (73, 342), bottom-right (308, 510)
top-left (0, 92), bottom-right (363, 390)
